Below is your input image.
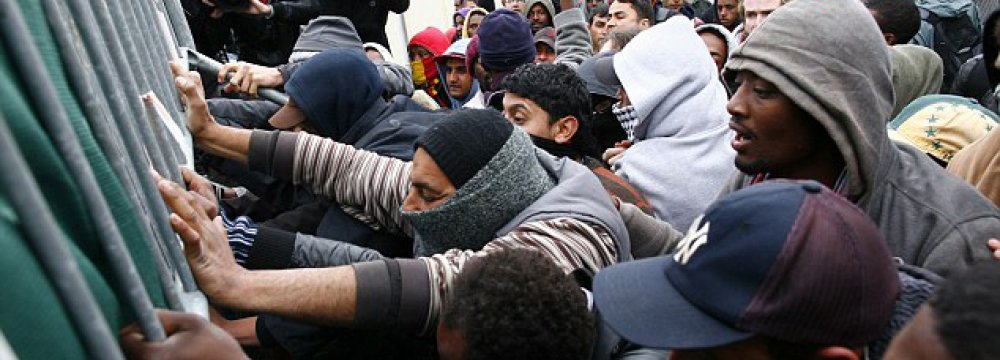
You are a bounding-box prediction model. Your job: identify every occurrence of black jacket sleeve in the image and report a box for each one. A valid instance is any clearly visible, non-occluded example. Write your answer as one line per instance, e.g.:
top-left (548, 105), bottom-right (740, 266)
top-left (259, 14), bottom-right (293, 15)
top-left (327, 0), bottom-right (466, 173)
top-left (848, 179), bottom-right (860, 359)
top-left (207, 98), bottom-right (281, 129)
top-left (385, 0), bottom-right (410, 13)
top-left (353, 259), bottom-right (432, 333)
top-left (247, 130), bottom-right (299, 180)
top-left (244, 226), bottom-right (298, 270)
top-left (270, 0), bottom-right (328, 24)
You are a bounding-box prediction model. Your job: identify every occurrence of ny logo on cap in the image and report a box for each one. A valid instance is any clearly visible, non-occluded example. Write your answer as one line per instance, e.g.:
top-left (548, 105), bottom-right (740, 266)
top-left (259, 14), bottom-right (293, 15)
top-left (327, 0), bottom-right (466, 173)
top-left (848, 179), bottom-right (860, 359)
top-left (674, 215), bottom-right (710, 265)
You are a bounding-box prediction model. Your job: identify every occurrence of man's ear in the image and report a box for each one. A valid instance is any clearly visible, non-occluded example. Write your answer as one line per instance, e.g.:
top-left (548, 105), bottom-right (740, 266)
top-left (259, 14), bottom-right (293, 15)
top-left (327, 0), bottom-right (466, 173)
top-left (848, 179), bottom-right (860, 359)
top-left (552, 116), bottom-right (579, 144)
top-left (639, 18), bottom-right (650, 28)
top-left (815, 346), bottom-right (861, 360)
top-left (883, 32), bottom-right (897, 46)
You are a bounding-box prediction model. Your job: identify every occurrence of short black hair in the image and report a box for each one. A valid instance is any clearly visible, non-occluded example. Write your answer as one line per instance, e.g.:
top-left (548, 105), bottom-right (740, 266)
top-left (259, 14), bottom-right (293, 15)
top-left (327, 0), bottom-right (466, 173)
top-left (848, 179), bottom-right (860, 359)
top-left (589, 3), bottom-right (610, 23)
top-left (931, 261), bottom-right (1000, 360)
top-left (613, 0), bottom-right (655, 24)
top-left (501, 63), bottom-right (599, 157)
top-left (440, 248), bottom-right (595, 360)
top-left (862, 0), bottom-right (921, 44)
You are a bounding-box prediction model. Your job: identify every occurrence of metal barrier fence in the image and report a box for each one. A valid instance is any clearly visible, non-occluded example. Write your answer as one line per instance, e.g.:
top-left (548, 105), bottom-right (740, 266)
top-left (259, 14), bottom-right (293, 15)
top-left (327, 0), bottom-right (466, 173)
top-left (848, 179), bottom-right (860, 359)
top-left (0, 0), bottom-right (258, 357)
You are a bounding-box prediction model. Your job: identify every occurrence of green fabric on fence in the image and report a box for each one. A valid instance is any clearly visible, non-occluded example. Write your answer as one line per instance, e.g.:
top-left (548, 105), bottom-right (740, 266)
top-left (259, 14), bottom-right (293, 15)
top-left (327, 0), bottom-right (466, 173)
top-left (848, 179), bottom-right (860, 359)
top-left (0, 47), bottom-right (122, 332)
top-left (0, 195), bottom-right (114, 360)
top-left (13, 0), bottom-right (168, 310)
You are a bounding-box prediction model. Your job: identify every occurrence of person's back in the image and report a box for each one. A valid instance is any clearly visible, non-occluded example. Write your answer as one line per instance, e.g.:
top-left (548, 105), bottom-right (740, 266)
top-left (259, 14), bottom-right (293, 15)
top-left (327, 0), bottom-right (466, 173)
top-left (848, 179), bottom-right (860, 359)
top-left (951, 55), bottom-right (997, 112)
top-left (951, 10), bottom-right (1000, 113)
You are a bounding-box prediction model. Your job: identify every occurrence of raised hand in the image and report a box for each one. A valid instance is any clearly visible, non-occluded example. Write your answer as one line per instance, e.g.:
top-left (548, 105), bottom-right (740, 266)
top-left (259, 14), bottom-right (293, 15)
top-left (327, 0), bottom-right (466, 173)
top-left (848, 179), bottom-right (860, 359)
top-left (153, 170), bottom-right (242, 306)
top-left (170, 61), bottom-right (216, 139)
top-left (217, 62), bottom-right (283, 97)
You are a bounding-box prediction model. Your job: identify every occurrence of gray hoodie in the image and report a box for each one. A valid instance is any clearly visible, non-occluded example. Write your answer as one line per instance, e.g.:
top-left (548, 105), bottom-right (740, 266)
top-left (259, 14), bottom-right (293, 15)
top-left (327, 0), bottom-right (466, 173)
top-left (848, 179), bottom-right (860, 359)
top-left (889, 45), bottom-right (943, 119)
top-left (614, 16), bottom-right (736, 230)
top-left (553, 8), bottom-right (594, 69)
top-left (524, 0), bottom-right (557, 26)
top-left (694, 23), bottom-right (739, 62)
top-left (723, 0), bottom-right (1000, 277)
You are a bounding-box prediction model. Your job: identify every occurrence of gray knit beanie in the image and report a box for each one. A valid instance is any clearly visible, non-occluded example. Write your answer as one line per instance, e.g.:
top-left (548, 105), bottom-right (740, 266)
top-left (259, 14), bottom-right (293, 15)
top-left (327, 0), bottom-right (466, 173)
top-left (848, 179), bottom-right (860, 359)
top-left (292, 16), bottom-right (363, 54)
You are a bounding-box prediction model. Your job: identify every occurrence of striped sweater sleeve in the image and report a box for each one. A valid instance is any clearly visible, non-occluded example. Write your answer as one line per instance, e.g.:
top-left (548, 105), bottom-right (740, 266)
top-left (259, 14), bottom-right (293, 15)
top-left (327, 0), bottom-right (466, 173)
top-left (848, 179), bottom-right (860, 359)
top-left (417, 217), bottom-right (618, 333)
top-left (292, 132), bottom-right (413, 235)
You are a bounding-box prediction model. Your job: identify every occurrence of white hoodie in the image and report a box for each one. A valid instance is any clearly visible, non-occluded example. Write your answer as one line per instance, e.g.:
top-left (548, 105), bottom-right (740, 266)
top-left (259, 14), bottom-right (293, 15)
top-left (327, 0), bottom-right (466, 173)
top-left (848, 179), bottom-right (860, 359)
top-left (613, 17), bottom-right (736, 229)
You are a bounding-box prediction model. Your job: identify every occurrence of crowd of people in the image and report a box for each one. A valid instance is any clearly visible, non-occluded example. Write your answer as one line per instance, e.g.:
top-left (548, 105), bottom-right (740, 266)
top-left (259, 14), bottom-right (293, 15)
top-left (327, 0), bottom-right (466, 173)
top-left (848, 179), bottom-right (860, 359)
top-left (121, 0), bottom-right (1000, 359)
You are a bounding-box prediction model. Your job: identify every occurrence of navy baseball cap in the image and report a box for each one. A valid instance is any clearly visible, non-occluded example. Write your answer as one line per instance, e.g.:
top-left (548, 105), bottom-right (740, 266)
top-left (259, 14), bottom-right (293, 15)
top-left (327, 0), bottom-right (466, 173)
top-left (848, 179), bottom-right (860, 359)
top-left (593, 180), bottom-right (900, 350)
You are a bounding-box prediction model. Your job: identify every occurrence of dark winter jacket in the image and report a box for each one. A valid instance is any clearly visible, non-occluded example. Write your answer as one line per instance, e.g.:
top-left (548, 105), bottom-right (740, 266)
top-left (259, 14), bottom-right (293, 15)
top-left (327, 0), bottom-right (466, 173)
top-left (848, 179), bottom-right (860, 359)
top-left (269, 0), bottom-right (410, 48)
top-left (950, 10), bottom-right (1000, 112)
top-left (950, 55), bottom-right (997, 112)
top-left (244, 89), bottom-right (443, 268)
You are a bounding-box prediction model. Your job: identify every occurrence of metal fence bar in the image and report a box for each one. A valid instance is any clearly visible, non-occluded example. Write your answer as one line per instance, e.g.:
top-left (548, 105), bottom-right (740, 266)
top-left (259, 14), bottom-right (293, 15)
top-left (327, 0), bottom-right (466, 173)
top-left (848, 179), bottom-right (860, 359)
top-left (96, 0), bottom-right (177, 183)
top-left (91, 0), bottom-right (199, 293)
top-left (161, 0), bottom-right (197, 49)
top-left (48, 0), bottom-right (183, 310)
top-left (114, 0), bottom-right (185, 184)
top-left (0, 1), bottom-right (165, 342)
top-left (136, 0), bottom-right (189, 129)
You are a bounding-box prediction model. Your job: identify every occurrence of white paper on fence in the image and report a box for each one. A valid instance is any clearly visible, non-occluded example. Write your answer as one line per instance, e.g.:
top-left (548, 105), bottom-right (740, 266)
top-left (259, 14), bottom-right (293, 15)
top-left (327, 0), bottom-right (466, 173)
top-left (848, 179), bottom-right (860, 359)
top-left (0, 331), bottom-right (17, 360)
top-left (156, 8), bottom-right (179, 60)
top-left (143, 92), bottom-right (194, 168)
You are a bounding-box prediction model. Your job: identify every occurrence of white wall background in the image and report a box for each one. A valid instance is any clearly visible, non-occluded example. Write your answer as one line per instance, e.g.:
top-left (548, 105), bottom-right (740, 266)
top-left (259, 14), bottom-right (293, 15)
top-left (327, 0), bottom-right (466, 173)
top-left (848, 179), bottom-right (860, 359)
top-left (384, 0), bottom-right (504, 65)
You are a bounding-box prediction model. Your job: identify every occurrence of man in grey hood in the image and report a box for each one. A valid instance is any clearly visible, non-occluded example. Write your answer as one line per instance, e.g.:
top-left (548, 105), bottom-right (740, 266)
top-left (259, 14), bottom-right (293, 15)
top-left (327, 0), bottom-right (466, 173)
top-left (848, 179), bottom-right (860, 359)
top-left (695, 23), bottom-right (738, 73)
top-left (524, 0), bottom-right (557, 33)
top-left (720, 0), bottom-right (1000, 277)
top-left (695, 23), bottom-right (740, 95)
top-left (888, 45), bottom-right (943, 119)
top-left (597, 16), bottom-right (736, 231)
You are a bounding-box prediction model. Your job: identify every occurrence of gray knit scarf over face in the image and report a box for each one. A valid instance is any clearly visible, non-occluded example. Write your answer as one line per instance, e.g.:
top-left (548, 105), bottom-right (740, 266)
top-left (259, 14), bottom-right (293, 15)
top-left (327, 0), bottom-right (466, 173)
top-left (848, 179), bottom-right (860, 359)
top-left (401, 130), bottom-right (556, 256)
top-left (612, 102), bottom-right (639, 142)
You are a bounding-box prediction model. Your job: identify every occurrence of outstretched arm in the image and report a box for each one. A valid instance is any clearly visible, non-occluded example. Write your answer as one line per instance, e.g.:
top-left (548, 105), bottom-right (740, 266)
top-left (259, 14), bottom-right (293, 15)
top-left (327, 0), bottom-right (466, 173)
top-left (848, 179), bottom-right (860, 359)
top-left (553, 0), bottom-right (592, 69)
